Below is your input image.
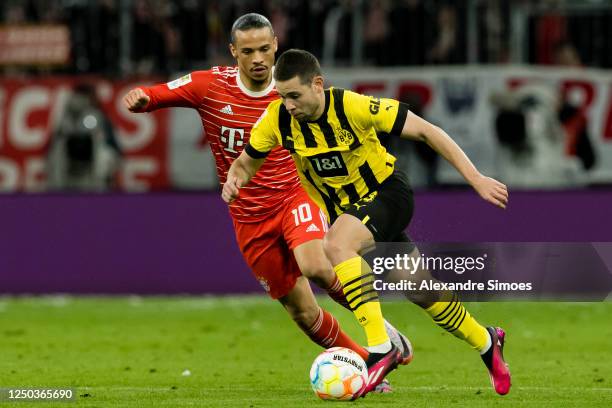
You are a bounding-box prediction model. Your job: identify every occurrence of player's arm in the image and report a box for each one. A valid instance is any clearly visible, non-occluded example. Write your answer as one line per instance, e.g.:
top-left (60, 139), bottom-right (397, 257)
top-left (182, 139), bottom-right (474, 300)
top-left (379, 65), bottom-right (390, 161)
top-left (123, 71), bottom-right (211, 113)
top-left (399, 112), bottom-right (508, 209)
top-left (349, 90), bottom-right (507, 208)
top-left (222, 149), bottom-right (266, 203)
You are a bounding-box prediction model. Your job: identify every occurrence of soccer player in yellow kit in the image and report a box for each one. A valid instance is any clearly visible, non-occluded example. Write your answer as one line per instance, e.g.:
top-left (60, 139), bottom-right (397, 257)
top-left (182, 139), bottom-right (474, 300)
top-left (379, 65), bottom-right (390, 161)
top-left (223, 49), bottom-right (511, 398)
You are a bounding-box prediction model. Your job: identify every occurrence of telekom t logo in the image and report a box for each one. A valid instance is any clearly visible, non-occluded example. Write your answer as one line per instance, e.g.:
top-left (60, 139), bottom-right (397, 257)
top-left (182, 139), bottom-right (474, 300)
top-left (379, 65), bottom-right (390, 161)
top-left (220, 126), bottom-right (244, 153)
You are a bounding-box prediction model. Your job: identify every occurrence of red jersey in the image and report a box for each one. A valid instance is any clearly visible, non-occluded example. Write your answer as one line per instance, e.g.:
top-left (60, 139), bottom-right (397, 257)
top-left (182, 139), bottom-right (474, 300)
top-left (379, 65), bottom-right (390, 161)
top-left (140, 67), bottom-right (301, 222)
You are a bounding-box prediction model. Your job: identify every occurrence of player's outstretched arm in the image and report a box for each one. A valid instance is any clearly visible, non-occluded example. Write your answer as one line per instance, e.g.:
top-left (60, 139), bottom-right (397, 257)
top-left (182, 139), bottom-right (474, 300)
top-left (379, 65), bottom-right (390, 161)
top-left (123, 88), bottom-right (150, 112)
top-left (222, 150), bottom-right (265, 203)
top-left (399, 111), bottom-right (508, 209)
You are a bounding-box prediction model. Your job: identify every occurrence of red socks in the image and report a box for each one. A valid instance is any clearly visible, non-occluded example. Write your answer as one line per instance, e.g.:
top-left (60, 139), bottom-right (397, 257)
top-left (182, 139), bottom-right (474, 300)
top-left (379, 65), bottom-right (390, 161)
top-left (326, 276), bottom-right (352, 311)
top-left (304, 307), bottom-right (369, 361)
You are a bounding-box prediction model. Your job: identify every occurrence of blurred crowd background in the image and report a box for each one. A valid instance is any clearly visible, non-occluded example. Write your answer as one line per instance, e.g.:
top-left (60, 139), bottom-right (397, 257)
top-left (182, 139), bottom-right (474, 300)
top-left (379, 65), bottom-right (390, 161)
top-left (3, 0), bottom-right (612, 75)
top-left (1, 0), bottom-right (612, 193)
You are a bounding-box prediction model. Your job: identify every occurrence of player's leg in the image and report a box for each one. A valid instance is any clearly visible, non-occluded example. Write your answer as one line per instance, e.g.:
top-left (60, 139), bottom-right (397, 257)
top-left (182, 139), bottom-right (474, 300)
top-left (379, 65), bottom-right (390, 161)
top-left (290, 239), bottom-right (352, 310)
top-left (385, 243), bottom-right (511, 395)
top-left (386, 244), bottom-right (490, 348)
top-left (277, 275), bottom-right (369, 360)
top-left (278, 271), bottom-right (393, 394)
top-left (322, 171), bottom-right (415, 353)
top-left (323, 213), bottom-right (403, 397)
top-left (293, 239), bottom-right (413, 363)
top-left (233, 215), bottom-right (369, 359)
top-left (318, 170), bottom-right (419, 397)
top-left (283, 191), bottom-right (413, 366)
top-left (279, 193), bottom-right (352, 309)
top-left (282, 189), bottom-right (390, 351)
top-left (323, 213), bottom-right (389, 351)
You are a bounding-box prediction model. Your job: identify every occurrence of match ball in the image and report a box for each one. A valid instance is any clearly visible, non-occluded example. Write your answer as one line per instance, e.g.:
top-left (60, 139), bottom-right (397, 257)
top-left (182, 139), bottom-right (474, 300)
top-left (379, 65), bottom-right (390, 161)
top-left (309, 347), bottom-right (367, 401)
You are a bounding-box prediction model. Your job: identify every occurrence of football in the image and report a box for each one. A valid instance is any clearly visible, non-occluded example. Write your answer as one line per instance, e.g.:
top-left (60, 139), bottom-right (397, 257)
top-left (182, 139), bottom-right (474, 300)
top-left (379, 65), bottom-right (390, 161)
top-left (309, 347), bottom-right (367, 401)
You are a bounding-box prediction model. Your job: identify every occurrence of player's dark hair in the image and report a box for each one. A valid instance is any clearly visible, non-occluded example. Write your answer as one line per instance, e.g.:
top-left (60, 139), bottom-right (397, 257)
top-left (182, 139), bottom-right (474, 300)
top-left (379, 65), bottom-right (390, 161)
top-left (274, 49), bottom-right (322, 85)
top-left (231, 13), bottom-right (274, 44)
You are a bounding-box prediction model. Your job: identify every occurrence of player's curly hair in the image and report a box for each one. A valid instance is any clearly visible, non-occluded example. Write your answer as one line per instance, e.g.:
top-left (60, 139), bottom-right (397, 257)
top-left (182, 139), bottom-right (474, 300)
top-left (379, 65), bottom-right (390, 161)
top-left (274, 49), bottom-right (322, 85)
top-left (231, 13), bottom-right (274, 44)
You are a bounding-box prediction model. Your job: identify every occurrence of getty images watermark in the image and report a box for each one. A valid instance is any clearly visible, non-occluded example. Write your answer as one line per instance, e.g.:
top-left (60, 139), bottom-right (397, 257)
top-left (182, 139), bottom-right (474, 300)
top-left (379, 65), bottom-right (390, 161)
top-left (370, 252), bottom-right (533, 293)
top-left (363, 242), bottom-right (612, 301)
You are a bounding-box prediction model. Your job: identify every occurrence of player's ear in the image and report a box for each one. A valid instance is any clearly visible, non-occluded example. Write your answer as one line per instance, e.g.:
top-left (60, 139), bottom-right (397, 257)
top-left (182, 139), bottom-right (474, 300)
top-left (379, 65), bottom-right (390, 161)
top-left (312, 76), bottom-right (324, 92)
top-left (273, 36), bottom-right (278, 53)
top-left (229, 42), bottom-right (237, 59)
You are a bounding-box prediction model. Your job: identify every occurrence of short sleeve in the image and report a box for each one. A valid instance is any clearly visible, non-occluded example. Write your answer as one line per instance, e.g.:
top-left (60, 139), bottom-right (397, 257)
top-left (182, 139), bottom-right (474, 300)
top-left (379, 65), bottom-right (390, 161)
top-left (344, 90), bottom-right (409, 135)
top-left (246, 106), bottom-right (280, 158)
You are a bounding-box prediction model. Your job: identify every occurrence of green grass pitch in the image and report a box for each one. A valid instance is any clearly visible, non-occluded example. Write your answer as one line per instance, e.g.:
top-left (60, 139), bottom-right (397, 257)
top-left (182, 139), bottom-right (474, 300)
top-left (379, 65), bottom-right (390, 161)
top-left (1, 296), bottom-right (611, 407)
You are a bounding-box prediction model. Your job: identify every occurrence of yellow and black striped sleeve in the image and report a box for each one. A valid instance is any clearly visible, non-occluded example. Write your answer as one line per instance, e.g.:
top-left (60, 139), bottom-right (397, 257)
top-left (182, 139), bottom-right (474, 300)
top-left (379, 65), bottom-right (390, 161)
top-left (246, 105), bottom-right (280, 159)
top-left (344, 90), bottom-right (410, 135)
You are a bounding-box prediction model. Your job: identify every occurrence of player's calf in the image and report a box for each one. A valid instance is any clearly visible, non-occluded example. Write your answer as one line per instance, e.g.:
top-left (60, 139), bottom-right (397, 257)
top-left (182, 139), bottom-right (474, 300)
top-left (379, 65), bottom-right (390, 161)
top-left (280, 277), bottom-right (370, 360)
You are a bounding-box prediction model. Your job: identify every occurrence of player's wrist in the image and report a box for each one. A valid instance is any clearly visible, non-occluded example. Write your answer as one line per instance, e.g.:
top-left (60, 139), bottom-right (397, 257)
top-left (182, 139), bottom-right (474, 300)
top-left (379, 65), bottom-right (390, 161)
top-left (466, 171), bottom-right (484, 187)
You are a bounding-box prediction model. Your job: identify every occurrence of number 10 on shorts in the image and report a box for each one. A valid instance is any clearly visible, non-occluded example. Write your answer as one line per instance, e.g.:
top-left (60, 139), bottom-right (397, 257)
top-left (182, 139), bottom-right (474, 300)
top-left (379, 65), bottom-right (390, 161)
top-left (291, 203), bottom-right (313, 226)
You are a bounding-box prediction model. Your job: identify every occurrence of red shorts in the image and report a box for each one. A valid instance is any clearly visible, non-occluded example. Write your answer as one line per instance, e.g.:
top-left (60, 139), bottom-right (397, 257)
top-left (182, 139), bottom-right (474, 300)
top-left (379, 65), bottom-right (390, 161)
top-left (233, 188), bottom-right (328, 299)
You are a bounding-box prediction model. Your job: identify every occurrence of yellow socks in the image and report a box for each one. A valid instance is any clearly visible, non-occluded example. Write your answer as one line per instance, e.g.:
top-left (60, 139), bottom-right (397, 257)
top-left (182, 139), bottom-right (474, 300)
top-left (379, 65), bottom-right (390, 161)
top-left (425, 293), bottom-right (489, 352)
top-left (334, 256), bottom-right (389, 348)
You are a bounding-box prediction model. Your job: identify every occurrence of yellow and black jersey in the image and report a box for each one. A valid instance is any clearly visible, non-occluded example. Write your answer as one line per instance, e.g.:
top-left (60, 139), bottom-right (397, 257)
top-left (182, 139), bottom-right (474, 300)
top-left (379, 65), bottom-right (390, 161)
top-left (246, 87), bottom-right (409, 221)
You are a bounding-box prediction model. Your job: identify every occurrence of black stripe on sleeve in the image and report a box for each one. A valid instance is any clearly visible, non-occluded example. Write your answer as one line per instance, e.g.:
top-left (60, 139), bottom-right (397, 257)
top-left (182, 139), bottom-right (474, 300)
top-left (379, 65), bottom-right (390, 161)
top-left (390, 102), bottom-right (410, 135)
top-left (245, 144), bottom-right (270, 159)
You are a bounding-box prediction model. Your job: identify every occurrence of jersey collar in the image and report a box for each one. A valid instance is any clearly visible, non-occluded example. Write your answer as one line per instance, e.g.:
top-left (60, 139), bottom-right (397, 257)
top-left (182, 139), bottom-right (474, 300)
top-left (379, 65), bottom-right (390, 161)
top-left (236, 66), bottom-right (276, 98)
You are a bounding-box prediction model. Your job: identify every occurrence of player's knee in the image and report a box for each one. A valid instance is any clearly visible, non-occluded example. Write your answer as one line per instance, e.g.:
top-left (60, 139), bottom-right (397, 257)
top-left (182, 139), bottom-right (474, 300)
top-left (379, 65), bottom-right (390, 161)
top-left (300, 260), bottom-right (333, 282)
top-left (322, 233), bottom-right (346, 265)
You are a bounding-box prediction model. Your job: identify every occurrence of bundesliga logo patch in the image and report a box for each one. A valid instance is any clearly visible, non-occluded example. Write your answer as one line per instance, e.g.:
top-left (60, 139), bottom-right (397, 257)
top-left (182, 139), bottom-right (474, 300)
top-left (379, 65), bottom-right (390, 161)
top-left (167, 74), bottom-right (192, 90)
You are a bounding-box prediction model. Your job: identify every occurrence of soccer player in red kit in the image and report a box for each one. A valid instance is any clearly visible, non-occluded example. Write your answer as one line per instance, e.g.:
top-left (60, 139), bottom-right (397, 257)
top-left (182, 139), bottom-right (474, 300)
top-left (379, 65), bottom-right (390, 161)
top-left (123, 13), bottom-right (411, 384)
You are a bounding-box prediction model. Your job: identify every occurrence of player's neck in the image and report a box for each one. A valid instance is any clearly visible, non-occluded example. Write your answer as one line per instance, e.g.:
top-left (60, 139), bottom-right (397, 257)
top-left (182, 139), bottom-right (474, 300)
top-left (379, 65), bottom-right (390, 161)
top-left (311, 92), bottom-right (326, 121)
top-left (238, 70), bottom-right (272, 93)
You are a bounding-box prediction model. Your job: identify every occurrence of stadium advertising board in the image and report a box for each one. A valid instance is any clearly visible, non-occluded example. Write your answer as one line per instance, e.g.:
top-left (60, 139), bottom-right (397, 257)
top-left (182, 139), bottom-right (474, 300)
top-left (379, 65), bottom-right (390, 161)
top-left (1, 67), bottom-right (611, 192)
top-left (0, 77), bottom-right (169, 191)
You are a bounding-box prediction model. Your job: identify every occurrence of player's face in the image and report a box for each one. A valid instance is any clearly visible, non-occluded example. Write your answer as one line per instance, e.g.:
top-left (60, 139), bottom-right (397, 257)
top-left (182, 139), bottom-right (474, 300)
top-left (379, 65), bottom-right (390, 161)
top-left (276, 76), bottom-right (324, 122)
top-left (230, 28), bottom-right (277, 87)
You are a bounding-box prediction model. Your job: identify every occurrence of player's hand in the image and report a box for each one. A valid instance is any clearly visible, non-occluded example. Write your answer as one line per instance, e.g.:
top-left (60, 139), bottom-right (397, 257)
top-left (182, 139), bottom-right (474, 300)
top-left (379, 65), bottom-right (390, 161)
top-left (472, 174), bottom-right (508, 209)
top-left (123, 88), bottom-right (150, 112)
top-left (221, 176), bottom-right (241, 203)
